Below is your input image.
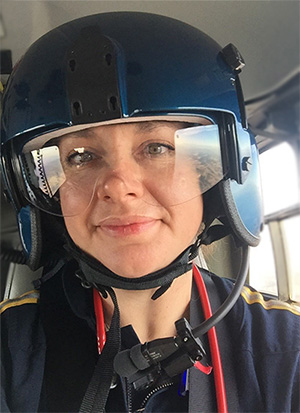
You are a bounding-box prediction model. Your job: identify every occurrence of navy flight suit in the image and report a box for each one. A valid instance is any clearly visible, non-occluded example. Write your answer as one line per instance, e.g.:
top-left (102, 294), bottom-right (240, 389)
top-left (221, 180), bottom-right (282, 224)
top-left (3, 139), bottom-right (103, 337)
top-left (1, 263), bottom-right (299, 412)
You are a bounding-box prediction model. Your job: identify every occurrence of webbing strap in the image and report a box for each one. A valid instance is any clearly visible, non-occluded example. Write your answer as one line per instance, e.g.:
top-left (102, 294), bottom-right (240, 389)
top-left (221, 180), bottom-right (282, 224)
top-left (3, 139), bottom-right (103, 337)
top-left (79, 287), bottom-right (120, 413)
top-left (189, 276), bottom-right (217, 412)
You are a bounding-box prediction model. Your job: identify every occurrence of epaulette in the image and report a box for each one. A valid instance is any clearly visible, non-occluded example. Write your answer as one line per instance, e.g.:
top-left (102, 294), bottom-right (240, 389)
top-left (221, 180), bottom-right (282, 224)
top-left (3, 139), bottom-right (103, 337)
top-left (241, 285), bottom-right (300, 316)
top-left (0, 290), bottom-right (40, 315)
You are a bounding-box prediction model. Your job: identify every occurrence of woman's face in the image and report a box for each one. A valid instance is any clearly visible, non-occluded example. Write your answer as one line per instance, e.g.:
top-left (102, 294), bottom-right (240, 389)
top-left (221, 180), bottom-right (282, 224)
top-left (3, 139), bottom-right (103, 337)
top-left (59, 121), bottom-right (203, 277)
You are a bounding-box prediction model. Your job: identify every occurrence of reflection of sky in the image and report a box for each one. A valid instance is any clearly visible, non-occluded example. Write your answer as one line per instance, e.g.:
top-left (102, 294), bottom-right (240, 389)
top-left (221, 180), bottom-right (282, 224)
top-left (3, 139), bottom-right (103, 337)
top-left (175, 125), bottom-right (223, 192)
top-left (175, 125), bottom-right (221, 157)
top-left (175, 125), bottom-right (222, 160)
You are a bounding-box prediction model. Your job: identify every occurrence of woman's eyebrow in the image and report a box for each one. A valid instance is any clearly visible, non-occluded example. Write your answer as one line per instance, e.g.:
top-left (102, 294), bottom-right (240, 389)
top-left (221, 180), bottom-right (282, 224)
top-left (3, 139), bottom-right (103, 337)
top-left (72, 129), bottom-right (96, 138)
top-left (60, 129), bottom-right (98, 142)
top-left (134, 121), bottom-right (179, 133)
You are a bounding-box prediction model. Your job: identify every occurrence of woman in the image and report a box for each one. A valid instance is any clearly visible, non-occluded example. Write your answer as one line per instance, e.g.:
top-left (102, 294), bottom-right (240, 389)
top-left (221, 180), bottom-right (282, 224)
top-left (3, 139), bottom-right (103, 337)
top-left (1, 12), bottom-right (299, 413)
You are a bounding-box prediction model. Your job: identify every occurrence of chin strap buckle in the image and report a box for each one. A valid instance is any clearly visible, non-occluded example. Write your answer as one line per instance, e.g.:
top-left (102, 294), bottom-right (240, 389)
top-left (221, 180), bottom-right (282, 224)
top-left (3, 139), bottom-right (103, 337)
top-left (75, 269), bottom-right (92, 289)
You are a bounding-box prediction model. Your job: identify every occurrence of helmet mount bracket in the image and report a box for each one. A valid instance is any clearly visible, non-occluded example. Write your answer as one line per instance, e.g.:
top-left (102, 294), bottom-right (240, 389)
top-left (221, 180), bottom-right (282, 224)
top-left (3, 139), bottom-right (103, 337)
top-left (66, 26), bottom-right (123, 125)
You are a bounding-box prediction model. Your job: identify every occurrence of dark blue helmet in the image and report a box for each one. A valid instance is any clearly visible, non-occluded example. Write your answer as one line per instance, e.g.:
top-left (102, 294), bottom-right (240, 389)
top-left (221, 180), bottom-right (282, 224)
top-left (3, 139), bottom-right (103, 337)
top-left (0, 12), bottom-right (263, 269)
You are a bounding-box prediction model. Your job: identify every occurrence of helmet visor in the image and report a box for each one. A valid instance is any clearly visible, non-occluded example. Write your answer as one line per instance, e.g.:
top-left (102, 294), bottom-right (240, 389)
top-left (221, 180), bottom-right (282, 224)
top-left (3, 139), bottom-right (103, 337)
top-left (20, 124), bottom-right (224, 216)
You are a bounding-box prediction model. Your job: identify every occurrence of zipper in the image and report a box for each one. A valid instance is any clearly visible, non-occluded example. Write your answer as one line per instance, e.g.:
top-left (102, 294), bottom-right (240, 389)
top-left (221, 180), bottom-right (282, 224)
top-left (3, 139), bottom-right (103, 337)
top-left (138, 380), bottom-right (174, 411)
top-left (126, 378), bottom-right (133, 413)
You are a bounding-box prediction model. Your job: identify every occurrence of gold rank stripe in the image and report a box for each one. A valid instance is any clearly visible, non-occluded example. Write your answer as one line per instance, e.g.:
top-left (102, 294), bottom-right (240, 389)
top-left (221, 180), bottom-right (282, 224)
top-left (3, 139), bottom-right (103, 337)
top-left (0, 290), bottom-right (40, 315)
top-left (241, 286), bottom-right (300, 316)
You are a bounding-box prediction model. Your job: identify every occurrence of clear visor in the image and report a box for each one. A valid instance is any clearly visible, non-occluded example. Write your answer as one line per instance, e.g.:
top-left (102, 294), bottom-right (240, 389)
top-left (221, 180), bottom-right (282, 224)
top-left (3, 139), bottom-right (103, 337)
top-left (20, 124), bottom-right (224, 217)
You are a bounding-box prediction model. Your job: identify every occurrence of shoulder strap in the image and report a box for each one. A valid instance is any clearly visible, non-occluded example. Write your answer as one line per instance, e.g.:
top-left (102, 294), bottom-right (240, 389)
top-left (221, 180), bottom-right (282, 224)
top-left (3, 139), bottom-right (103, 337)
top-left (189, 273), bottom-right (217, 412)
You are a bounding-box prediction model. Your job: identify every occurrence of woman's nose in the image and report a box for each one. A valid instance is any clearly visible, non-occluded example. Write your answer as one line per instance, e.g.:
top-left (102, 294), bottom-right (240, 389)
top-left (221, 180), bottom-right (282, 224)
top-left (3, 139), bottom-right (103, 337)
top-left (96, 158), bottom-right (145, 203)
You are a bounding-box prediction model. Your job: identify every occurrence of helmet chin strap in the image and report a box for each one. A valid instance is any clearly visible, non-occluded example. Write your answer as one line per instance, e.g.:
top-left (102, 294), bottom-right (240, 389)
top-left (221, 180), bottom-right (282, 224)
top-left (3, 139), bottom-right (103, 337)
top-left (63, 222), bottom-right (232, 300)
top-left (64, 235), bottom-right (201, 300)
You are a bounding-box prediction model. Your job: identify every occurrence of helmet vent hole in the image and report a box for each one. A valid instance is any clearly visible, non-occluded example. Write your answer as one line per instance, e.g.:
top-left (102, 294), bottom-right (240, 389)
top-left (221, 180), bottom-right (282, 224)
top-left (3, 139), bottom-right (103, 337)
top-left (109, 96), bottom-right (117, 111)
top-left (105, 53), bottom-right (112, 66)
top-left (69, 59), bottom-right (76, 72)
top-left (72, 101), bottom-right (82, 116)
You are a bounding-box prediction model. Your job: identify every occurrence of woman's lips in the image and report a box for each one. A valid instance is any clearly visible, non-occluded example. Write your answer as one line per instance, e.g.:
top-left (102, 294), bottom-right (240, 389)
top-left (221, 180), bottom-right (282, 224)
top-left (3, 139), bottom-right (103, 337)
top-left (98, 217), bottom-right (159, 236)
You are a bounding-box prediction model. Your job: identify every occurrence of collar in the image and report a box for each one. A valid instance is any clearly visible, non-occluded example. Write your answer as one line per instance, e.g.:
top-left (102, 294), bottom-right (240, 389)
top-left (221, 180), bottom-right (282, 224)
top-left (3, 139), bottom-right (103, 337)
top-left (60, 259), bottom-right (209, 342)
top-left (62, 260), bottom-right (95, 329)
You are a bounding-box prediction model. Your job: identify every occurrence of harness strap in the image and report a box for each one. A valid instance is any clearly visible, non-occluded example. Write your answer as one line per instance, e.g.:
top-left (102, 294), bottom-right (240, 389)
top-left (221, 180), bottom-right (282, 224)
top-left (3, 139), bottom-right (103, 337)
top-left (79, 287), bottom-right (121, 413)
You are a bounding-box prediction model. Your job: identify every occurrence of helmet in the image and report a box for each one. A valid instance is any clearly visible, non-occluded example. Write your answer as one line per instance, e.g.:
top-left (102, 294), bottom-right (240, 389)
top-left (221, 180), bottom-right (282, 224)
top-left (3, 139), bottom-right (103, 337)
top-left (0, 12), bottom-right (263, 269)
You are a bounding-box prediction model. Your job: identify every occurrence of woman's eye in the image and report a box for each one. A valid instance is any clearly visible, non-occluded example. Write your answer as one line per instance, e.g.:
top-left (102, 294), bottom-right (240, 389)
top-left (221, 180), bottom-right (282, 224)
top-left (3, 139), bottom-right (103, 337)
top-left (145, 143), bottom-right (174, 156)
top-left (66, 150), bottom-right (96, 166)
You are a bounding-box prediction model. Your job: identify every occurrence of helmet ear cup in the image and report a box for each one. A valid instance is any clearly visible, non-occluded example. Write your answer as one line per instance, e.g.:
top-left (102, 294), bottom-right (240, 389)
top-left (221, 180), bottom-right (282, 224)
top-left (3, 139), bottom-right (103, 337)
top-left (1, 141), bottom-right (26, 212)
top-left (219, 135), bottom-right (263, 246)
top-left (202, 132), bottom-right (263, 248)
top-left (17, 205), bottom-right (67, 271)
top-left (17, 206), bottom-right (42, 271)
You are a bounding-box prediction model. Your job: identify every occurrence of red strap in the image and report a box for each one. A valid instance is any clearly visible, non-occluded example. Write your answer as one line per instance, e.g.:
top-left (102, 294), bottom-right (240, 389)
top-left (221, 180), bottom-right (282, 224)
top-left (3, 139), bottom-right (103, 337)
top-left (93, 289), bottom-right (106, 354)
top-left (193, 264), bottom-right (228, 413)
top-left (194, 360), bottom-right (213, 375)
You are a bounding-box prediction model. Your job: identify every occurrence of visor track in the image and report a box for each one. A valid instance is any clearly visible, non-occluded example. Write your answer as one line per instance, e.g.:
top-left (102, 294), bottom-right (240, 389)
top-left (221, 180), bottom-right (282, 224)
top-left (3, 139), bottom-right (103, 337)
top-left (21, 155), bottom-right (35, 195)
top-left (21, 155), bottom-right (31, 179)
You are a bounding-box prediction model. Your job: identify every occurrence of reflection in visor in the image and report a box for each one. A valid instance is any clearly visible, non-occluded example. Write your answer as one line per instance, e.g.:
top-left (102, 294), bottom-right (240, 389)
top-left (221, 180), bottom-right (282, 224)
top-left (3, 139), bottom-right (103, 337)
top-left (175, 125), bottom-right (223, 195)
top-left (21, 124), bottom-right (224, 217)
top-left (31, 146), bottom-right (66, 197)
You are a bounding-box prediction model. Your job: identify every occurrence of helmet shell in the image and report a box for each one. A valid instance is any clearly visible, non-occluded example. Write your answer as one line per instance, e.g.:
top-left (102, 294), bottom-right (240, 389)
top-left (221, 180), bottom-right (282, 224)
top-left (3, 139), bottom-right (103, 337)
top-left (1, 12), bottom-right (242, 143)
top-left (0, 12), bottom-right (263, 267)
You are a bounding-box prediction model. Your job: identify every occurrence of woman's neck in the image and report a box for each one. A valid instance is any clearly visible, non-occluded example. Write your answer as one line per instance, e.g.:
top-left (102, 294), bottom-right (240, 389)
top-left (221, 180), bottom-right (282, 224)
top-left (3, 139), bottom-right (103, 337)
top-left (102, 270), bottom-right (193, 343)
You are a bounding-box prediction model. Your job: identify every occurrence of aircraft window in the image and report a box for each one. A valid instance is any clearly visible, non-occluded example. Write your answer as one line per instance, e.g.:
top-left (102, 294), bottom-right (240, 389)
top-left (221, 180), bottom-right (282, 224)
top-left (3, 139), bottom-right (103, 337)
top-left (259, 142), bottom-right (298, 215)
top-left (281, 215), bottom-right (300, 302)
top-left (249, 142), bottom-right (300, 303)
top-left (249, 226), bottom-right (278, 296)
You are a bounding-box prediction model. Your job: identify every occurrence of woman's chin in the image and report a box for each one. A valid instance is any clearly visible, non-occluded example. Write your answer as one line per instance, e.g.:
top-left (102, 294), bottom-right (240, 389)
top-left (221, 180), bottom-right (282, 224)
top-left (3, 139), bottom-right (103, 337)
top-left (86, 243), bottom-right (174, 278)
top-left (105, 260), bottom-right (162, 278)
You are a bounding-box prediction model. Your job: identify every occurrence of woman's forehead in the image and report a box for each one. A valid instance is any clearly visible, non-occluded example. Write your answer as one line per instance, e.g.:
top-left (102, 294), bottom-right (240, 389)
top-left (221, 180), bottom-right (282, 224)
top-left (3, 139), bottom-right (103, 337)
top-left (62, 120), bottom-right (193, 140)
top-left (23, 116), bottom-right (212, 152)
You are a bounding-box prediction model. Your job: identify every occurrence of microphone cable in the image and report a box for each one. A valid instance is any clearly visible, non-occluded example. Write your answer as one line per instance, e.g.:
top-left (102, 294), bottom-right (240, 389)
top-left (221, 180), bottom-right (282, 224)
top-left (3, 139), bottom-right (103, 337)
top-left (193, 246), bottom-right (248, 337)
